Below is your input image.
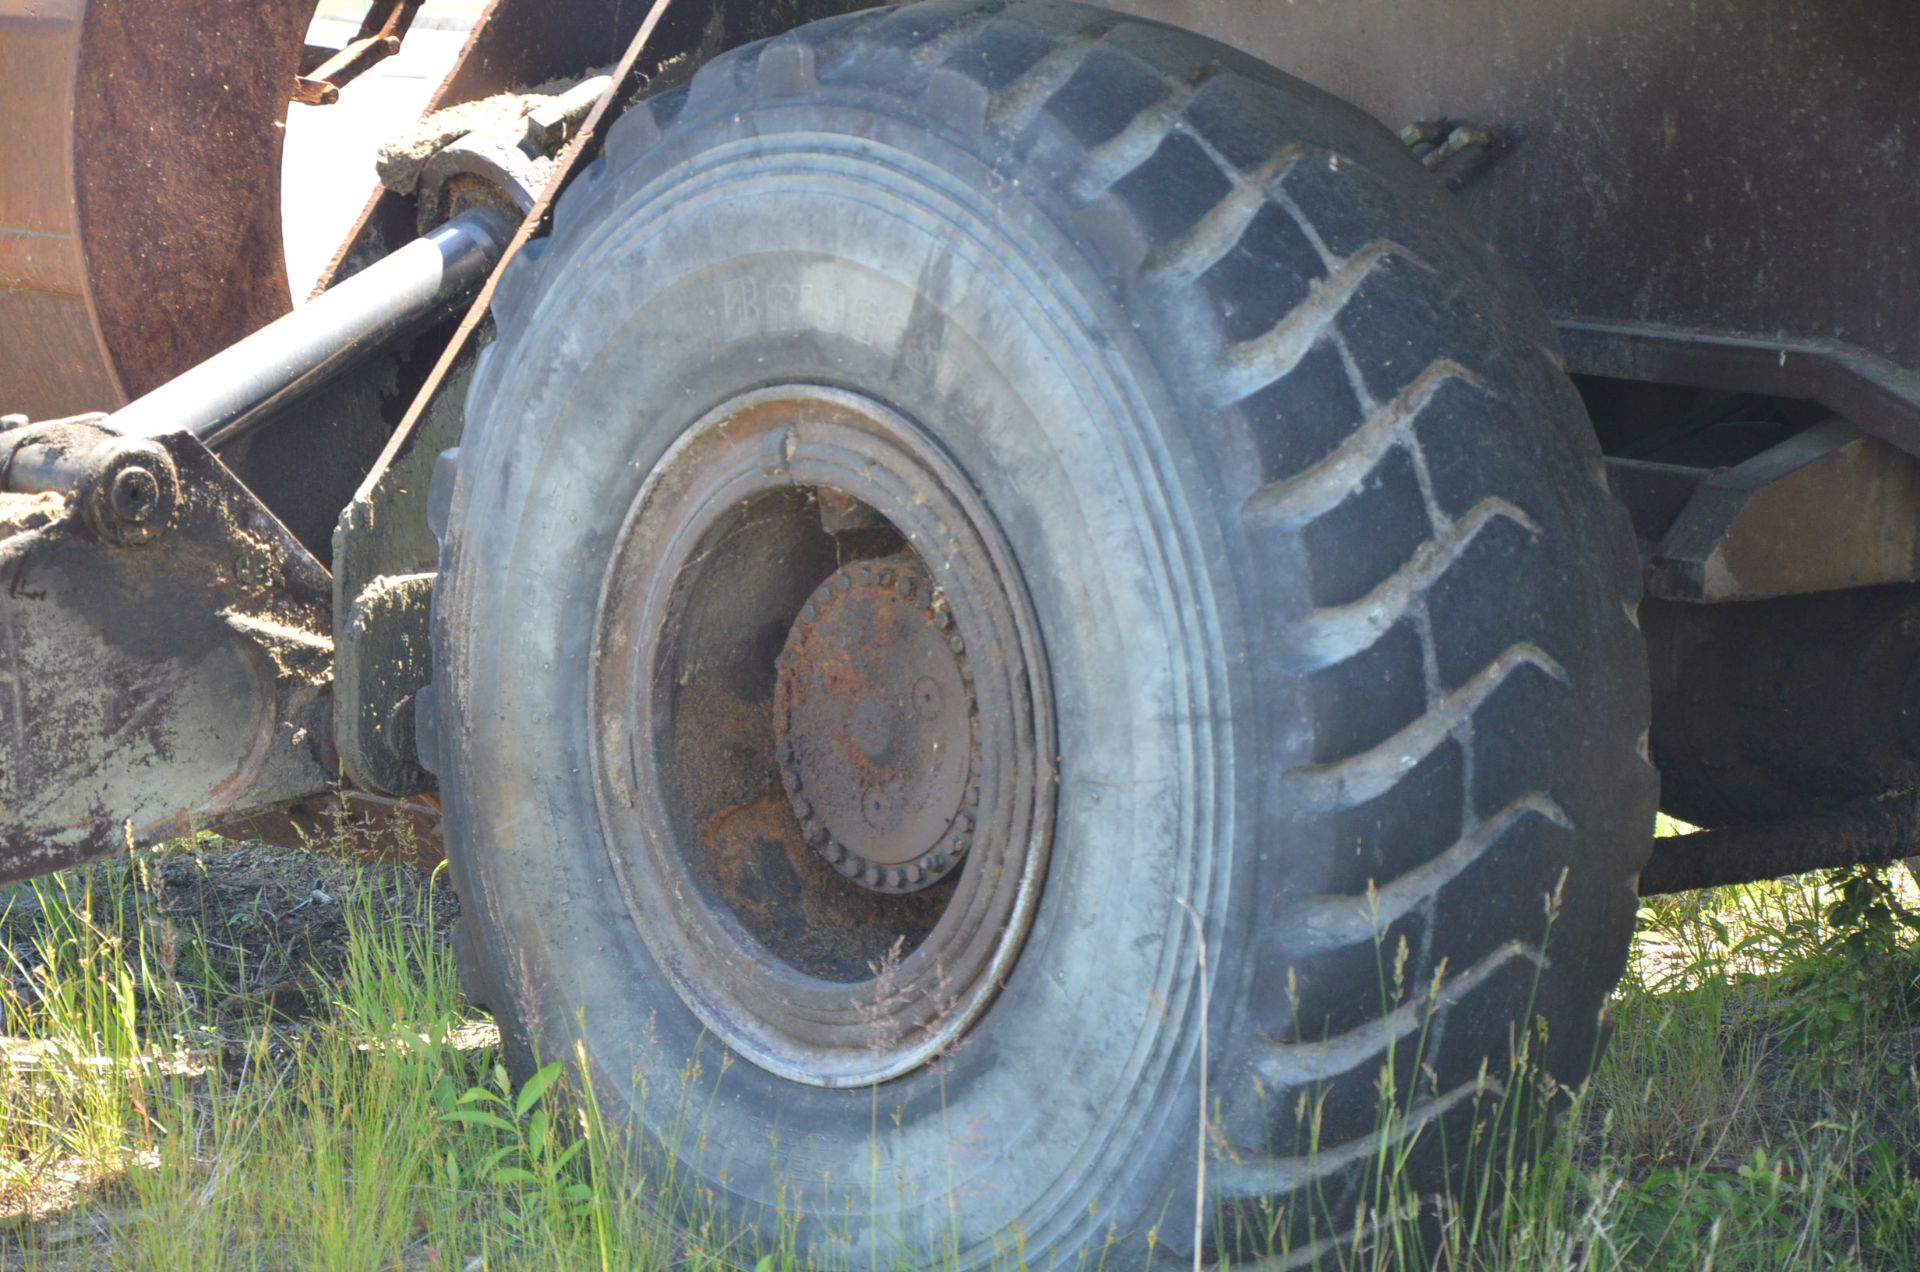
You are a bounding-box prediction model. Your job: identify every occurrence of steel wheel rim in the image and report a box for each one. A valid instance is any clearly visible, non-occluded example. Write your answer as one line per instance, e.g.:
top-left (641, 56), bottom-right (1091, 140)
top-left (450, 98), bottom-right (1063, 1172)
top-left (589, 385), bottom-right (1055, 1086)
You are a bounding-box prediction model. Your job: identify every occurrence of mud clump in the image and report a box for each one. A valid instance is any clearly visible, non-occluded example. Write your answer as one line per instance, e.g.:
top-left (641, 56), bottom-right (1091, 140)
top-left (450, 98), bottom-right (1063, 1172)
top-left (376, 91), bottom-right (551, 195)
top-left (0, 492), bottom-right (68, 537)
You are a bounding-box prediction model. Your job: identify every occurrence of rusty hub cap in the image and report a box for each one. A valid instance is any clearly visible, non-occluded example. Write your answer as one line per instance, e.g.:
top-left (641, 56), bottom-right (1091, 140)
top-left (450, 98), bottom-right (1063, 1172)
top-left (775, 557), bottom-right (979, 893)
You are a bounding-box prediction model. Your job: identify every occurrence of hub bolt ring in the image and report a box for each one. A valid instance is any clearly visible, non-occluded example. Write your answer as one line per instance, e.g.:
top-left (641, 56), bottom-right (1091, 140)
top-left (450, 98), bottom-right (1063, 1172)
top-left (773, 553), bottom-right (982, 894)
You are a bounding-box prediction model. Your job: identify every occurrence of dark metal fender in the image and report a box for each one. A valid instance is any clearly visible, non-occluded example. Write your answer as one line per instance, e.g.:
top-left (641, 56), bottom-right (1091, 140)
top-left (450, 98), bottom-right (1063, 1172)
top-left (0, 420), bottom-right (336, 884)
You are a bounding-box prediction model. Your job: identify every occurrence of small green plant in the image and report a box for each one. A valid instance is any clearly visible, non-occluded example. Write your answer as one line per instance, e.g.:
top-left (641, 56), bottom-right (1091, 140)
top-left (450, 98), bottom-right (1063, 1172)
top-left (1767, 865), bottom-right (1920, 1088)
top-left (442, 1060), bottom-right (596, 1236)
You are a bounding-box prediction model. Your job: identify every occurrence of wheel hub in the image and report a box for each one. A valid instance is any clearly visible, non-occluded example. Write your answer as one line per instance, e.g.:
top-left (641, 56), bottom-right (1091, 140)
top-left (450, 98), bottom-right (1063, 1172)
top-left (774, 556), bottom-right (979, 893)
top-left (590, 385), bottom-right (1054, 1085)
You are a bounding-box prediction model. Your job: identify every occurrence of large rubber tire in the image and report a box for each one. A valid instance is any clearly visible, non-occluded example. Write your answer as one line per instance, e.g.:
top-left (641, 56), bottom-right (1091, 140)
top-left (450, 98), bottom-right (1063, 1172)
top-left (425, 2), bottom-right (1656, 1264)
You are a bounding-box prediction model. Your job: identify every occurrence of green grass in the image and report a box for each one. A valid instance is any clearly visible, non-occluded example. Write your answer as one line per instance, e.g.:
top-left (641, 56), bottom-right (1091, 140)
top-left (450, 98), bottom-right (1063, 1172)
top-left (0, 837), bottom-right (698, 1270)
top-left (1480, 873), bottom-right (1920, 1270)
top-left (0, 827), bottom-right (1916, 1269)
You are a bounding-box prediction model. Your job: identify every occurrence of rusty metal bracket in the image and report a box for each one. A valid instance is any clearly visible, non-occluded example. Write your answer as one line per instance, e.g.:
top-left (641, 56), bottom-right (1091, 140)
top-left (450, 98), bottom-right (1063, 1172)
top-left (0, 419), bottom-right (335, 884)
top-left (295, 0), bottom-right (425, 106)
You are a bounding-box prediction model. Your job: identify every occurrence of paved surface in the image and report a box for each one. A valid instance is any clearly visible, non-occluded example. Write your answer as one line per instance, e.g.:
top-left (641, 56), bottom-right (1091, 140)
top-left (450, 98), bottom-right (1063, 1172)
top-left (281, 16), bottom-right (476, 297)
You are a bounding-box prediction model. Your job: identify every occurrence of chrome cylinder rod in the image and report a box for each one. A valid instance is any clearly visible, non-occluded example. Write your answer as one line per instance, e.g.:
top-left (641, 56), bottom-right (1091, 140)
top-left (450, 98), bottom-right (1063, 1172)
top-left (109, 208), bottom-right (512, 448)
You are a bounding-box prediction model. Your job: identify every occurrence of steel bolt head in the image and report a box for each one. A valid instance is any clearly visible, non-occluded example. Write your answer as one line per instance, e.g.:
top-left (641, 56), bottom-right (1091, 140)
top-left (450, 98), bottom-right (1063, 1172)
top-left (108, 465), bottom-right (161, 524)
